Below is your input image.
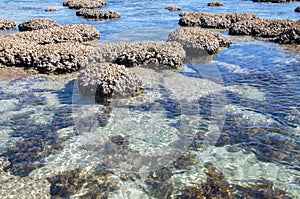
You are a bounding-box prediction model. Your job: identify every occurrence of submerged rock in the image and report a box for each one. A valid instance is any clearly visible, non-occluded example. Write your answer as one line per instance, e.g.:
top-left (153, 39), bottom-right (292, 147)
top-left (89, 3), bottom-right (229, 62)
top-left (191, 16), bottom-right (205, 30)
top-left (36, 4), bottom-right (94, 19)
top-left (168, 27), bottom-right (232, 54)
top-left (208, 1), bottom-right (224, 6)
top-left (78, 62), bottom-right (143, 97)
top-left (76, 8), bottom-right (121, 20)
top-left (0, 19), bottom-right (16, 31)
top-left (63, 0), bottom-right (108, 9)
top-left (165, 5), bottom-right (182, 11)
top-left (18, 18), bottom-right (61, 31)
top-left (179, 12), bottom-right (258, 28)
top-left (89, 41), bottom-right (186, 69)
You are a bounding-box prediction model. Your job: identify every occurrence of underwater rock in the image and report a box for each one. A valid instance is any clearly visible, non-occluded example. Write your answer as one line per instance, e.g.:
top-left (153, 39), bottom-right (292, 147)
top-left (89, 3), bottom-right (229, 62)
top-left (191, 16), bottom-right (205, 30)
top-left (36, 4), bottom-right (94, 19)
top-left (76, 8), bottom-right (121, 20)
top-left (168, 27), bottom-right (232, 54)
top-left (0, 19), bottom-right (16, 31)
top-left (179, 12), bottom-right (258, 28)
top-left (78, 62), bottom-right (143, 97)
top-left (89, 41), bottom-right (186, 69)
top-left (165, 5), bottom-right (182, 11)
top-left (296, 6), bottom-right (300, 12)
top-left (47, 165), bottom-right (118, 198)
top-left (208, 1), bottom-right (224, 6)
top-left (18, 18), bottom-right (61, 32)
top-left (228, 18), bottom-right (298, 38)
top-left (45, 8), bottom-right (60, 12)
top-left (63, 0), bottom-right (108, 9)
top-left (168, 151), bottom-right (196, 170)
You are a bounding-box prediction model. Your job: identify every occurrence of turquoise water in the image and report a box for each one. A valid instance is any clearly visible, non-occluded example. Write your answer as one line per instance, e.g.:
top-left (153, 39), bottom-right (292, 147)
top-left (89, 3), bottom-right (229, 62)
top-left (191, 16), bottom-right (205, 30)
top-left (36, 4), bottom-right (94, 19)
top-left (0, 0), bottom-right (300, 198)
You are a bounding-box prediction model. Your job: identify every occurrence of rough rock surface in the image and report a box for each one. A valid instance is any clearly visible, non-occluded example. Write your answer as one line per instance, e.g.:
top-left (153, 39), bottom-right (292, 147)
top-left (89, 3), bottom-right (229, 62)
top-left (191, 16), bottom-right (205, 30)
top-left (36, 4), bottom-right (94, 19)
top-left (45, 8), bottom-right (60, 12)
top-left (228, 18), bottom-right (299, 38)
top-left (0, 19), bottom-right (16, 31)
top-left (3, 24), bottom-right (100, 44)
top-left (0, 157), bottom-right (51, 198)
top-left (76, 8), bottom-right (121, 20)
top-left (18, 18), bottom-right (61, 32)
top-left (208, 1), bottom-right (224, 6)
top-left (63, 0), bottom-right (108, 9)
top-left (78, 63), bottom-right (143, 97)
top-left (89, 41), bottom-right (186, 69)
top-left (165, 5), bottom-right (182, 11)
top-left (271, 27), bottom-right (300, 44)
top-left (296, 6), bottom-right (300, 12)
top-left (168, 27), bottom-right (232, 54)
top-left (0, 24), bottom-right (99, 73)
top-left (179, 12), bottom-right (259, 28)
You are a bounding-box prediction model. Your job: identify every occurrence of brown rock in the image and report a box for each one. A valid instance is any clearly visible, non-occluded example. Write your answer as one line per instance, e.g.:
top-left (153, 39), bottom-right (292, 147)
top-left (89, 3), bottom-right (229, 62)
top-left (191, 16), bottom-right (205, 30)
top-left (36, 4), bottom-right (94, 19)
top-left (0, 19), bottom-right (16, 31)
top-left (165, 5), bottom-right (182, 11)
top-left (271, 27), bottom-right (300, 44)
top-left (45, 8), bottom-right (60, 12)
top-left (18, 18), bottom-right (61, 32)
top-left (63, 0), bottom-right (108, 9)
top-left (168, 27), bottom-right (232, 54)
top-left (208, 1), bottom-right (224, 6)
top-left (76, 8), bottom-right (121, 20)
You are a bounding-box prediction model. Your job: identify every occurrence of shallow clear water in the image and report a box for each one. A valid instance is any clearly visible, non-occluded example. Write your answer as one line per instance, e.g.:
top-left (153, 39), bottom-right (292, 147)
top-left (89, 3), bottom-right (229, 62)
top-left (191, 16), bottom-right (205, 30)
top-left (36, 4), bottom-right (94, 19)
top-left (0, 0), bottom-right (300, 198)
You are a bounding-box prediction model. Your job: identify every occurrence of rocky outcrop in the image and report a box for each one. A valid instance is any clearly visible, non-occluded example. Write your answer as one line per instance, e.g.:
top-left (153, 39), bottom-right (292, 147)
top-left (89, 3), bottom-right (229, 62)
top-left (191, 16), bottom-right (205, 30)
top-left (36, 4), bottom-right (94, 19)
top-left (0, 24), bottom-right (99, 73)
top-left (45, 8), bottom-right (60, 12)
top-left (179, 12), bottom-right (259, 28)
top-left (89, 41), bottom-right (186, 69)
top-left (3, 24), bottom-right (100, 44)
top-left (295, 6), bottom-right (300, 12)
top-left (76, 9), bottom-right (121, 20)
top-left (270, 27), bottom-right (300, 44)
top-left (228, 18), bottom-right (298, 38)
top-left (168, 27), bottom-right (232, 54)
top-left (63, 0), bottom-right (108, 9)
top-left (207, 1), bottom-right (224, 6)
top-left (18, 18), bottom-right (61, 31)
top-left (165, 5), bottom-right (182, 11)
top-left (0, 19), bottom-right (16, 31)
top-left (78, 63), bottom-right (143, 97)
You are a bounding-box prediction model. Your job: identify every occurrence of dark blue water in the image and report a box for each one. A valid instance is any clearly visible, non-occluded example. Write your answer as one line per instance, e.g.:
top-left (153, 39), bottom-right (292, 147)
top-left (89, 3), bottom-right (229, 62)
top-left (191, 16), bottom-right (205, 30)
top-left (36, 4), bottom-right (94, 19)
top-left (0, 0), bottom-right (300, 198)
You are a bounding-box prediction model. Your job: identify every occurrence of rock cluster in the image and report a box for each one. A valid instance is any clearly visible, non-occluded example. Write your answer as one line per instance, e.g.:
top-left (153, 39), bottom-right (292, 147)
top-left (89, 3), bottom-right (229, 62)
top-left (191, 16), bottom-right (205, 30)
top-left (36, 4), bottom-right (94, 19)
top-left (78, 62), bottom-right (143, 97)
top-left (18, 18), bottom-right (61, 32)
top-left (270, 27), bottom-right (300, 44)
top-left (295, 6), bottom-right (300, 12)
top-left (89, 41), bottom-right (186, 69)
top-left (0, 19), bottom-right (16, 31)
top-left (63, 0), bottom-right (108, 9)
top-left (168, 27), bottom-right (232, 54)
top-left (165, 5), bottom-right (182, 11)
top-left (179, 12), bottom-right (259, 29)
top-left (0, 24), bottom-right (99, 73)
top-left (45, 8), bottom-right (60, 12)
top-left (207, 1), bottom-right (224, 6)
top-left (76, 8), bottom-right (121, 20)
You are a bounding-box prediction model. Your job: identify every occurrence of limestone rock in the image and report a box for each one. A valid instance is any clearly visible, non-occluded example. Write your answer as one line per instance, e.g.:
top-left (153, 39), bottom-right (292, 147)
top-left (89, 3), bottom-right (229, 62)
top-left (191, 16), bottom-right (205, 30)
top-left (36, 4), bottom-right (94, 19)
top-left (271, 27), bottom-right (300, 44)
top-left (89, 41), bottom-right (186, 69)
top-left (18, 18), bottom-right (61, 32)
top-left (179, 12), bottom-right (258, 29)
top-left (76, 8), bottom-right (121, 20)
top-left (0, 19), bottom-right (16, 31)
top-left (63, 0), bottom-right (108, 9)
top-left (78, 62), bottom-right (143, 97)
top-left (168, 27), bottom-right (232, 54)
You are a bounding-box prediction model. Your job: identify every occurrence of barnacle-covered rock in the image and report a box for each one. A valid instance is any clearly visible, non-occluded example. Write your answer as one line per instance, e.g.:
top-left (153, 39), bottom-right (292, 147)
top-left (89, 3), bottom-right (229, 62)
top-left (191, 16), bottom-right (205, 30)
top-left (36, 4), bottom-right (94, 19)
top-left (0, 19), bottom-right (16, 31)
top-left (271, 27), bottom-right (300, 44)
top-left (179, 12), bottom-right (258, 28)
top-left (168, 27), bottom-right (232, 54)
top-left (63, 0), bottom-right (108, 9)
top-left (76, 8), bottom-right (121, 20)
top-left (18, 18), bottom-right (61, 32)
top-left (208, 1), bottom-right (224, 6)
top-left (165, 5), bottom-right (182, 11)
top-left (78, 62), bottom-right (143, 97)
top-left (90, 41), bottom-right (186, 69)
